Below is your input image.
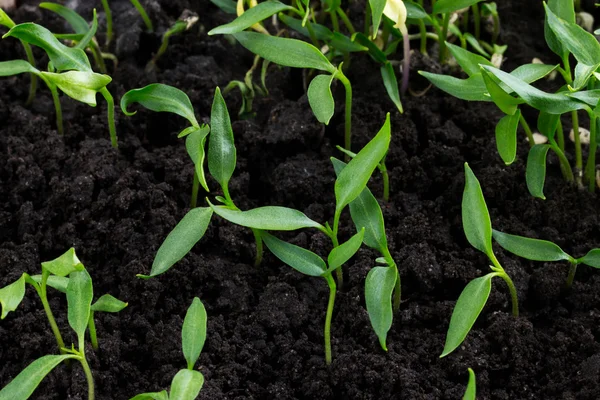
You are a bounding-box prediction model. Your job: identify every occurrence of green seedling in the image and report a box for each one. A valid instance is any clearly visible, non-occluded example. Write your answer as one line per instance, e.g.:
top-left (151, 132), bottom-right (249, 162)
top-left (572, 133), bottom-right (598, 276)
top-left (223, 53), bottom-right (269, 118)
top-left (492, 230), bottom-right (600, 289)
top-left (336, 145), bottom-right (390, 202)
top-left (440, 163), bottom-right (519, 358)
top-left (0, 7), bottom-right (37, 105)
top-left (39, 3), bottom-right (116, 74)
top-left (146, 10), bottom-right (199, 73)
top-left (3, 22), bottom-right (119, 147)
top-left (101, 0), bottom-right (153, 47)
top-left (0, 248), bottom-right (127, 400)
top-left (130, 297), bottom-right (207, 400)
top-left (463, 368), bottom-right (476, 400)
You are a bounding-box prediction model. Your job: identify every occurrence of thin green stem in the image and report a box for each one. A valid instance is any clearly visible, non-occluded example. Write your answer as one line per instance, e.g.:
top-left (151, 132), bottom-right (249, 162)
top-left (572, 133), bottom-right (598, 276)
top-left (439, 13), bottom-right (450, 63)
top-left (330, 9), bottom-right (340, 32)
top-left (565, 262), bottom-right (578, 289)
top-left (418, 20), bottom-right (428, 54)
top-left (518, 113), bottom-right (535, 148)
top-left (472, 3), bottom-right (480, 39)
top-left (252, 228), bottom-right (264, 266)
top-left (585, 115), bottom-right (597, 192)
top-left (100, 0), bottom-right (113, 47)
top-left (40, 269), bottom-right (66, 353)
top-left (129, 0), bottom-right (154, 32)
top-left (324, 274), bottom-right (337, 365)
top-left (335, 70), bottom-right (353, 157)
top-left (557, 119), bottom-right (565, 152)
top-left (364, 3), bottom-right (372, 36)
top-left (88, 313), bottom-right (99, 350)
top-left (491, 14), bottom-right (500, 44)
top-left (89, 41), bottom-right (108, 74)
top-left (305, 20), bottom-right (320, 49)
top-left (48, 84), bottom-right (64, 136)
top-left (100, 88), bottom-right (118, 148)
top-left (572, 110), bottom-right (583, 184)
top-left (331, 210), bottom-right (343, 286)
top-left (337, 8), bottom-right (355, 34)
top-left (78, 352), bottom-right (95, 400)
top-left (392, 265), bottom-right (401, 312)
top-left (21, 41), bottom-right (38, 106)
top-left (549, 140), bottom-right (574, 182)
top-left (191, 172), bottom-right (199, 208)
top-left (489, 253), bottom-right (519, 317)
top-left (380, 158), bottom-right (389, 202)
top-left (408, 32), bottom-right (439, 41)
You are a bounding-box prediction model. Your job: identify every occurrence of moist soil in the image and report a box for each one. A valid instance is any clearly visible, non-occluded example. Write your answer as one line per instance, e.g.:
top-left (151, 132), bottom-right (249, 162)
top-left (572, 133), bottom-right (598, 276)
top-left (1, 0), bottom-right (600, 399)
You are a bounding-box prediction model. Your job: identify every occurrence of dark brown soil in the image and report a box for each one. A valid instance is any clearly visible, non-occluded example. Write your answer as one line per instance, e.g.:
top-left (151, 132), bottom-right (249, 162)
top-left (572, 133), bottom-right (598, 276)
top-left (2, 1), bottom-right (600, 399)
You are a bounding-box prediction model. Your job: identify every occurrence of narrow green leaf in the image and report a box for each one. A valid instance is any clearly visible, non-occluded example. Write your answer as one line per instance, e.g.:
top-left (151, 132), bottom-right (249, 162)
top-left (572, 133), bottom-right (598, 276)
top-left (0, 60), bottom-right (38, 76)
top-left (41, 71), bottom-right (111, 106)
top-left (331, 158), bottom-right (389, 254)
top-left (463, 368), bottom-right (476, 400)
top-left (464, 33), bottom-right (490, 57)
top-left (404, 1), bottom-right (428, 19)
top-left (481, 66), bottom-right (587, 114)
top-left (418, 72), bottom-right (489, 101)
top-left (120, 83), bottom-right (199, 127)
top-left (526, 144), bottom-right (551, 199)
top-left (169, 369), bottom-right (204, 400)
top-left (30, 275), bottom-right (69, 293)
top-left (0, 8), bottom-right (16, 28)
top-left (278, 14), bottom-right (332, 41)
top-left (210, 0), bottom-right (238, 14)
top-left (4, 23), bottom-right (91, 72)
top-left (208, 201), bottom-right (324, 231)
top-left (433, 0), bottom-right (484, 14)
top-left (66, 269), bottom-right (93, 348)
top-left (182, 297), bottom-right (207, 370)
top-left (537, 111), bottom-right (560, 140)
top-left (365, 266), bottom-right (397, 350)
top-left (262, 232), bottom-right (327, 277)
top-left (233, 31), bottom-right (336, 74)
top-left (577, 249), bottom-right (600, 268)
top-left (492, 229), bottom-right (573, 262)
top-left (307, 74), bottom-right (335, 124)
top-left (572, 62), bottom-right (600, 91)
top-left (352, 32), bottom-right (387, 64)
top-left (41, 248), bottom-right (84, 277)
top-left (129, 391), bottom-right (169, 400)
top-left (39, 2), bottom-right (89, 34)
top-left (326, 228), bottom-right (365, 273)
top-left (0, 354), bottom-right (77, 400)
top-left (147, 207), bottom-right (213, 278)
top-left (185, 126), bottom-right (211, 193)
top-left (329, 32), bottom-right (368, 53)
top-left (75, 9), bottom-right (98, 50)
top-left (208, 1), bottom-right (293, 35)
top-left (380, 62), bottom-right (403, 113)
top-left (447, 42), bottom-right (493, 77)
top-left (440, 273), bottom-right (495, 357)
top-left (570, 90), bottom-right (600, 107)
top-left (0, 275), bottom-right (26, 319)
top-left (335, 114), bottom-right (391, 214)
top-left (462, 163), bottom-right (493, 257)
top-left (369, 0), bottom-right (386, 38)
top-left (91, 294), bottom-right (128, 313)
top-left (481, 69), bottom-right (523, 115)
top-left (208, 87), bottom-right (236, 192)
top-left (495, 109), bottom-right (520, 165)
top-left (510, 64), bottom-right (558, 84)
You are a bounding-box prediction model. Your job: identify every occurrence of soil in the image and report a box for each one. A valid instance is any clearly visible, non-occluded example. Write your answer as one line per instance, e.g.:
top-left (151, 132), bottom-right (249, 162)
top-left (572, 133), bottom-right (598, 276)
top-left (1, 0), bottom-right (600, 399)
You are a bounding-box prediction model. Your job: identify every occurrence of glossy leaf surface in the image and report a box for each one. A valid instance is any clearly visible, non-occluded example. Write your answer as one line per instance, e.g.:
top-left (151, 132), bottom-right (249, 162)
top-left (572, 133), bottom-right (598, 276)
top-left (208, 1), bottom-right (292, 34)
top-left (365, 266), bottom-right (397, 350)
top-left (91, 294), bottom-right (128, 313)
top-left (182, 297), bottom-right (207, 370)
top-left (307, 74), bottom-right (335, 124)
top-left (42, 71), bottom-right (111, 106)
top-left (578, 249), bottom-right (600, 268)
top-left (262, 233), bottom-right (326, 277)
top-left (208, 87), bottom-right (236, 192)
top-left (169, 369), bottom-right (205, 400)
top-left (326, 228), bottom-right (365, 273)
top-left (526, 144), bottom-right (551, 199)
top-left (462, 163), bottom-right (493, 257)
top-left (0, 275), bottom-right (26, 319)
top-left (492, 230), bottom-right (572, 262)
top-left (495, 109), bottom-right (520, 165)
top-left (41, 248), bottom-right (84, 277)
top-left (66, 269), bottom-right (93, 348)
top-left (0, 60), bottom-right (38, 76)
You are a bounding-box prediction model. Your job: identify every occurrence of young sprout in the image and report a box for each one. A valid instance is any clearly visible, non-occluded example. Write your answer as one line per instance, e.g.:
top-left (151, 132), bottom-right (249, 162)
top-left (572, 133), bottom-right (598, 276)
top-left (0, 7), bottom-right (37, 105)
top-left (481, 2), bottom-right (500, 44)
top-left (441, 163), bottom-right (519, 358)
top-left (463, 368), bottom-right (476, 400)
top-left (0, 248), bottom-right (127, 400)
top-left (3, 22), bottom-right (119, 147)
top-left (130, 297), bottom-right (207, 400)
top-left (100, 0), bottom-right (153, 47)
top-left (492, 230), bottom-right (600, 289)
top-left (146, 10), bottom-right (199, 72)
top-left (336, 145), bottom-right (390, 202)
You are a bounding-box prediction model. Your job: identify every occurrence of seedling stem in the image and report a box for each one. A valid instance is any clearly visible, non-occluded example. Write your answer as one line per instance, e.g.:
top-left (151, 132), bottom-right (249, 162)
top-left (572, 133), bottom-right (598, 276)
top-left (99, 87), bottom-right (118, 148)
top-left (518, 113), bottom-right (535, 148)
top-left (439, 13), bottom-right (450, 63)
top-left (489, 253), bottom-right (519, 317)
top-left (324, 273), bottom-right (336, 365)
top-left (22, 41), bottom-right (38, 105)
top-left (334, 68), bottom-right (353, 157)
top-left (40, 269), bottom-right (67, 353)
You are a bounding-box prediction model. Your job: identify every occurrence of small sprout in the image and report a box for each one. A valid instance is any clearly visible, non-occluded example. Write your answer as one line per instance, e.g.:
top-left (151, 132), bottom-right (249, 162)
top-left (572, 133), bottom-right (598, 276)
top-left (100, 0), bottom-right (153, 47)
top-left (146, 10), bottom-right (199, 72)
top-left (463, 368), bottom-right (476, 400)
top-left (130, 297), bottom-right (207, 399)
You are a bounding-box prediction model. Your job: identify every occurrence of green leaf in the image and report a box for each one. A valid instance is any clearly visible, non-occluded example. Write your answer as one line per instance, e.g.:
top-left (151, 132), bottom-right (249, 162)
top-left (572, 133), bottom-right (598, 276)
top-left (67, 269), bottom-right (93, 349)
top-left (481, 66), bottom-right (588, 114)
top-left (365, 266), bottom-right (397, 351)
top-left (41, 248), bottom-right (84, 277)
top-left (120, 83), bottom-right (199, 127)
top-left (41, 71), bottom-right (111, 106)
top-left (262, 232), bottom-right (327, 277)
top-left (462, 163), bottom-right (493, 257)
top-left (0, 354), bottom-right (77, 400)
top-left (492, 229), bottom-right (573, 262)
top-left (232, 31), bottom-right (336, 74)
top-left (75, 9), bottom-right (98, 50)
top-left (169, 369), bottom-right (204, 400)
top-left (404, 1), bottom-right (428, 19)
top-left (463, 368), bottom-right (476, 400)
top-left (129, 391), bottom-right (169, 400)
top-left (4, 23), bottom-right (91, 72)
top-left (481, 69), bottom-right (523, 115)
top-left (568, 90), bottom-right (600, 107)
top-left (91, 294), bottom-right (128, 313)
top-left (440, 273), bottom-right (495, 357)
top-left (329, 32), bottom-right (368, 53)
top-left (146, 207), bottom-right (213, 278)
top-left (418, 72), bottom-right (489, 101)
top-left (369, 0), bottom-right (386, 38)
top-left (381, 62), bottom-right (403, 113)
top-left (307, 74), bottom-right (335, 124)
top-left (39, 2), bottom-right (89, 34)
top-left (0, 60), bottom-right (38, 76)
top-left (510, 63), bottom-right (558, 83)
top-left (495, 109), bottom-right (520, 165)
top-left (326, 228), bottom-right (365, 273)
top-left (464, 33), bottom-right (490, 57)
top-left (185, 126), bottom-right (211, 193)
top-left (578, 249), bottom-right (600, 268)
top-left (30, 275), bottom-right (69, 293)
top-left (182, 297), bottom-right (207, 370)
top-left (0, 8), bottom-right (16, 28)
top-left (537, 111), bottom-right (560, 140)
top-left (433, 0), bottom-right (484, 14)
top-left (278, 14), bottom-right (332, 41)
top-left (210, 0), bottom-right (238, 14)
top-left (208, 201), bottom-right (324, 231)
top-left (0, 275), bottom-right (26, 319)
top-left (447, 42), bottom-right (493, 77)
top-left (208, 87), bottom-right (237, 192)
top-left (526, 144), bottom-right (551, 199)
top-left (352, 32), bottom-right (387, 64)
top-left (208, 1), bottom-right (292, 35)
top-left (335, 114), bottom-right (391, 215)
top-left (331, 158), bottom-right (389, 254)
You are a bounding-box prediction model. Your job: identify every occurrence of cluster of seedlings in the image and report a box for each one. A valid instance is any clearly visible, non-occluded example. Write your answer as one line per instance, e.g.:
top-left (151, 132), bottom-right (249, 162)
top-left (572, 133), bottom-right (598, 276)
top-left (1, 0), bottom-right (599, 398)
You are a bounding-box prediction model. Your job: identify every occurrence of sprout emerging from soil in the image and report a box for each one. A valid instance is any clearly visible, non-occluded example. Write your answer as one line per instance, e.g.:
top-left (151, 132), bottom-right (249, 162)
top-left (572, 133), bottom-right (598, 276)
top-left (100, 0), bottom-right (153, 47)
top-left (463, 368), bottom-right (476, 400)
